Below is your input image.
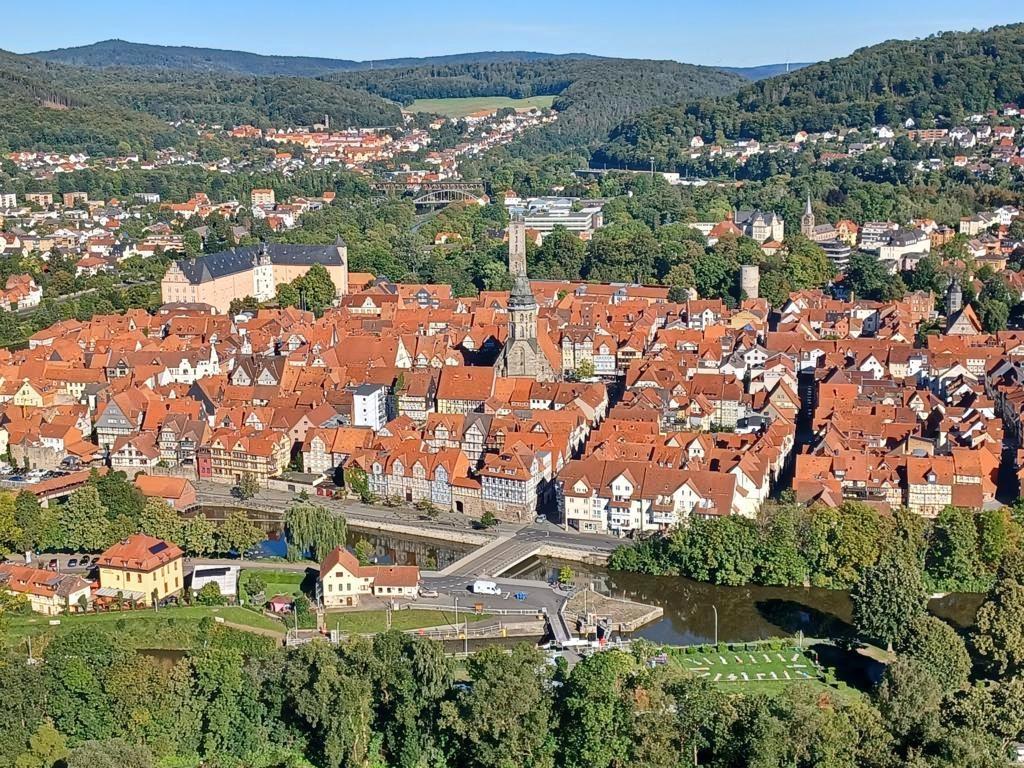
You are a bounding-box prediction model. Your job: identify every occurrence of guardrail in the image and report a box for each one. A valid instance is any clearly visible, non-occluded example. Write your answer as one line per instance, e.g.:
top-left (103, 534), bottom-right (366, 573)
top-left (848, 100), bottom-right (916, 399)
top-left (405, 603), bottom-right (543, 617)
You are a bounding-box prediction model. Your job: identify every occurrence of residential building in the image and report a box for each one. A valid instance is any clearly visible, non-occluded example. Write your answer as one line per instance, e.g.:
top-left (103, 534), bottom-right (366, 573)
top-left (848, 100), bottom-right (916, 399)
top-left (97, 533), bottom-right (184, 606)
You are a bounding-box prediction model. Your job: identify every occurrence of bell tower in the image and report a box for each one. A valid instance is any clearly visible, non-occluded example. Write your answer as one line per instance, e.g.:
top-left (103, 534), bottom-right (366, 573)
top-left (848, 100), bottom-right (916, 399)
top-left (508, 214), bottom-right (527, 276)
top-left (800, 195), bottom-right (815, 238)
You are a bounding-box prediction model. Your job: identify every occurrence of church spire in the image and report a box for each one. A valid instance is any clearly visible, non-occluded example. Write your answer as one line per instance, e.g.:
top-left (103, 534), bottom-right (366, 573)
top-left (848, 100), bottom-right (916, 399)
top-left (800, 194), bottom-right (815, 238)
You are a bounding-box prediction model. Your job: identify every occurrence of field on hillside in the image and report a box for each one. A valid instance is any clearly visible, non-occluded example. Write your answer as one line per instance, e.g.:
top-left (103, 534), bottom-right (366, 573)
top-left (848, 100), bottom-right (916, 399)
top-left (408, 95), bottom-right (555, 117)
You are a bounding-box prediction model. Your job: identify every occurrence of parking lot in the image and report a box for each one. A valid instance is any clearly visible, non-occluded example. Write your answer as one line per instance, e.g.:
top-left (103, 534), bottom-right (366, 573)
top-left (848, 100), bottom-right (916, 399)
top-left (0, 463), bottom-right (75, 486)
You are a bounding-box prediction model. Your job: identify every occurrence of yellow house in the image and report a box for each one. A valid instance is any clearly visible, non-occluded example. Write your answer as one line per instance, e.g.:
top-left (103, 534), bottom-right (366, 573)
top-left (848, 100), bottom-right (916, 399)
top-left (97, 533), bottom-right (184, 606)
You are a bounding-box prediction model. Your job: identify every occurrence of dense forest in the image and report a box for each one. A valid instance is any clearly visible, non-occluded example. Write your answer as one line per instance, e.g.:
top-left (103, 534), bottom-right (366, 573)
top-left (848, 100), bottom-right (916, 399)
top-left (596, 23), bottom-right (1024, 168)
top-left (0, 51), bottom-right (185, 156)
top-left (3, 597), bottom-right (1024, 768)
top-left (330, 59), bottom-right (745, 150)
top-left (0, 48), bottom-right (401, 154)
top-left (32, 39), bottom-right (594, 76)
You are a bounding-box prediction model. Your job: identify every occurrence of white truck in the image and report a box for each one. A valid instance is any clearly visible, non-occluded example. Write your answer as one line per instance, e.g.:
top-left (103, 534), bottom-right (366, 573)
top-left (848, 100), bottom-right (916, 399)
top-left (471, 579), bottom-right (502, 595)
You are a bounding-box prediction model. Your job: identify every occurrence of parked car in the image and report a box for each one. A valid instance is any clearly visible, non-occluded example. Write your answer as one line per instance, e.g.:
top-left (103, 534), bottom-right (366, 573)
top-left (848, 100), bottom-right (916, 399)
top-left (67, 558), bottom-right (78, 568)
top-left (535, 515), bottom-right (547, 524)
top-left (418, 586), bottom-right (439, 598)
top-left (47, 558), bottom-right (59, 571)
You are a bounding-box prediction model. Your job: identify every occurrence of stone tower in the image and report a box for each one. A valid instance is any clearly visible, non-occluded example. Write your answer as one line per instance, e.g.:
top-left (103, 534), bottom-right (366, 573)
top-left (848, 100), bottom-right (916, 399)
top-left (508, 214), bottom-right (527, 277)
top-left (496, 219), bottom-right (555, 381)
top-left (740, 264), bottom-right (760, 300)
top-left (800, 195), bottom-right (815, 239)
top-left (946, 276), bottom-right (963, 317)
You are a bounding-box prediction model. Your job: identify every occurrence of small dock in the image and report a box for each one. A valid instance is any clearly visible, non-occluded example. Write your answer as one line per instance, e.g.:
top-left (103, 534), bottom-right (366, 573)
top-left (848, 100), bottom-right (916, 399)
top-left (563, 589), bottom-right (663, 633)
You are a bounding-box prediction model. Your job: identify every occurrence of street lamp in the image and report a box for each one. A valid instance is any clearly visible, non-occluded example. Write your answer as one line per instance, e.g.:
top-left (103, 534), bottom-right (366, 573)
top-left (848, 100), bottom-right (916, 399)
top-left (649, 156), bottom-right (655, 177)
top-left (711, 604), bottom-right (718, 647)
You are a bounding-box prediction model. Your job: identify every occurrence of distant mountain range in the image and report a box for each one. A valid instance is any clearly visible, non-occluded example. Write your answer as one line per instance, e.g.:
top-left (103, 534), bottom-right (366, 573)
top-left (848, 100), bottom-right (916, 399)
top-left (30, 39), bottom-right (598, 77)
top-left (31, 39), bottom-right (807, 82)
top-left (716, 62), bottom-right (812, 80)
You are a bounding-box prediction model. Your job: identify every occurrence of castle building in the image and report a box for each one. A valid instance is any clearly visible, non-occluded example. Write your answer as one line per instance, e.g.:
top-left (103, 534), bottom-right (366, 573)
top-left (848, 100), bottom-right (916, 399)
top-left (161, 239), bottom-right (349, 312)
top-left (496, 217), bottom-right (556, 381)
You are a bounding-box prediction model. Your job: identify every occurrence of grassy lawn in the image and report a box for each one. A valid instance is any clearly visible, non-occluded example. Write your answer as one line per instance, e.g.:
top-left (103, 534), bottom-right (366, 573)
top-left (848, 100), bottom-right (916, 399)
top-left (408, 95), bottom-right (555, 118)
top-left (3, 605), bottom-right (285, 650)
top-left (325, 608), bottom-right (490, 635)
top-left (664, 645), bottom-right (855, 698)
top-left (240, 569), bottom-right (310, 602)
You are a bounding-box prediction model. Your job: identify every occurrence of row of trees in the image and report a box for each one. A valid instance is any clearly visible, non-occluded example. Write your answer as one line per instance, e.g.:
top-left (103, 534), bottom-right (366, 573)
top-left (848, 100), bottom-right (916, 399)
top-left (609, 501), bottom-right (1020, 592)
top-left (0, 472), bottom-right (265, 559)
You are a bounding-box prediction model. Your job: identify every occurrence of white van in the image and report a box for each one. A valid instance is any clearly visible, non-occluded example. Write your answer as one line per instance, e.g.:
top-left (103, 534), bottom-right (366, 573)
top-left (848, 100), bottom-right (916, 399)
top-left (471, 579), bottom-right (501, 595)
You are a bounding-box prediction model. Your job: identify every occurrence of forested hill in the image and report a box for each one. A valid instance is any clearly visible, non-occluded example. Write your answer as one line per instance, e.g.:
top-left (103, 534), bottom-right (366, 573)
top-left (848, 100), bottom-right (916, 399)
top-left (0, 47), bottom-right (403, 154)
top-left (596, 22), bottom-right (1024, 167)
top-left (331, 58), bottom-right (746, 149)
top-left (0, 49), bottom-right (183, 156)
top-left (31, 39), bottom-right (595, 76)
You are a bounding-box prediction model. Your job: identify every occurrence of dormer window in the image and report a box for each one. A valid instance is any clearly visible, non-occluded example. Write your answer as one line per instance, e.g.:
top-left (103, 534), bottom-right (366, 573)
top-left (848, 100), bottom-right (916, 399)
top-left (926, 471), bottom-right (937, 484)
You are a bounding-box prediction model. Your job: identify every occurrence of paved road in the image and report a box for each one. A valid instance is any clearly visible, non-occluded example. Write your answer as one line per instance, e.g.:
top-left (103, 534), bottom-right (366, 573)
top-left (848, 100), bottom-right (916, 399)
top-left (195, 481), bottom-right (519, 540)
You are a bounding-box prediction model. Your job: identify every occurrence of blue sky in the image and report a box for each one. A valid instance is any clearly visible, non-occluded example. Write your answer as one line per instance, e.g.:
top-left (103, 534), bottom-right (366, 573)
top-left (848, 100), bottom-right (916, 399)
top-left (3, 0), bottom-right (1022, 66)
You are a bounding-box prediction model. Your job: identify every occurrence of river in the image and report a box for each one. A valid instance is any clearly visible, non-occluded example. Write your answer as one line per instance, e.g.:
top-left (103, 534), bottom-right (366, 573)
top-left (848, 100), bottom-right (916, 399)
top-left (506, 557), bottom-right (984, 645)
top-left (197, 508), bottom-right (985, 646)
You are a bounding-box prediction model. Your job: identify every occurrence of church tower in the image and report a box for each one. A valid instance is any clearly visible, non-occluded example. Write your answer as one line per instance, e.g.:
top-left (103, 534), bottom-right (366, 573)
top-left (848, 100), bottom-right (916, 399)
top-left (496, 216), bottom-right (555, 381)
top-left (800, 195), bottom-right (815, 239)
top-left (946, 276), bottom-right (963, 317)
top-left (508, 214), bottom-right (527, 276)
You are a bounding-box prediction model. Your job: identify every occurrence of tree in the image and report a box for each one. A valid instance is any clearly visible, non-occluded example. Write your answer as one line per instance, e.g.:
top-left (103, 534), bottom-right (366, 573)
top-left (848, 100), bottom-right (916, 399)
top-left (851, 553), bottom-right (927, 650)
top-left (574, 359), bottom-right (595, 379)
top-left (896, 615), bottom-right (970, 693)
top-left (926, 506), bottom-right (983, 590)
top-left (194, 582), bottom-right (226, 606)
top-left (275, 281), bottom-right (300, 308)
top-left (876, 658), bottom-right (944, 759)
top-left (972, 572), bottom-right (1024, 677)
top-left (754, 505), bottom-right (807, 586)
top-left (234, 472), bottom-right (260, 501)
top-left (0, 491), bottom-right (21, 558)
top-left (297, 263), bottom-right (338, 316)
top-left (441, 645), bottom-right (555, 768)
top-left (60, 484), bottom-right (110, 552)
top-left (138, 497), bottom-right (183, 545)
top-left (479, 511), bottom-right (498, 528)
top-left (216, 510), bottom-right (263, 556)
top-left (284, 501), bottom-right (347, 561)
top-left (95, 472), bottom-right (145, 523)
top-left (977, 297), bottom-right (1009, 332)
top-left (15, 721), bottom-right (68, 768)
top-left (180, 514), bottom-right (216, 556)
top-left (354, 538), bottom-right (375, 566)
top-left (559, 650), bottom-right (636, 768)
top-left (558, 566), bottom-right (575, 586)
top-left (13, 490), bottom-right (43, 552)
top-left (344, 465), bottom-right (373, 504)
top-left (978, 507), bottom-right (1021, 571)
top-left (845, 252), bottom-right (906, 301)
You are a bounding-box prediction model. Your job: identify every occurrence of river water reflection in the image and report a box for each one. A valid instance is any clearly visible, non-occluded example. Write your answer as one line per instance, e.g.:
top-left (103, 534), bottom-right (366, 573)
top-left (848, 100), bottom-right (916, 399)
top-left (509, 557), bottom-right (984, 645)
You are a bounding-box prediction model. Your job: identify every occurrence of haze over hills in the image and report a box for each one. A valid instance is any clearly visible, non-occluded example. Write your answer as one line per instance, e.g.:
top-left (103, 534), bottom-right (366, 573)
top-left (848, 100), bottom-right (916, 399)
top-left (716, 62), bottom-right (813, 80)
top-left (595, 22), bottom-right (1024, 169)
top-left (30, 39), bottom-right (597, 77)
